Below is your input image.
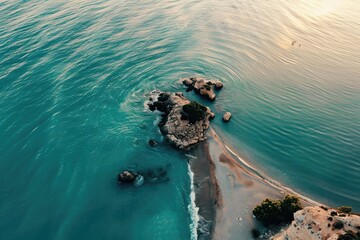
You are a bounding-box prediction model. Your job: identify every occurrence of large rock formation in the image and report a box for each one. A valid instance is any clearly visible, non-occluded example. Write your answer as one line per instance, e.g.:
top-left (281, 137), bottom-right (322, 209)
top-left (147, 90), bottom-right (214, 149)
top-left (181, 77), bottom-right (223, 101)
top-left (273, 206), bottom-right (360, 240)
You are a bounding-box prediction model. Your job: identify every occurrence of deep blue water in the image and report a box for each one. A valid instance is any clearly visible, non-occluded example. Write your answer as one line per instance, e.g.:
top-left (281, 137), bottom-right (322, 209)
top-left (0, 0), bottom-right (359, 239)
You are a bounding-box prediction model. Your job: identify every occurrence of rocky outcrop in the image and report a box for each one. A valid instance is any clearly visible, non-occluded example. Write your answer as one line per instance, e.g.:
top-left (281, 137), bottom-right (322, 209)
top-left (147, 90), bottom-right (214, 149)
top-left (273, 206), bottom-right (360, 240)
top-left (181, 77), bottom-right (223, 101)
top-left (223, 112), bottom-right (232, 122)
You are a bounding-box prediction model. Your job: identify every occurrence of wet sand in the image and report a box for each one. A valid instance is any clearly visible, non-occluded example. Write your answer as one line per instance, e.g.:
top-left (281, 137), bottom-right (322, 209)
top-left (189, 141), bottom-right (222, 240)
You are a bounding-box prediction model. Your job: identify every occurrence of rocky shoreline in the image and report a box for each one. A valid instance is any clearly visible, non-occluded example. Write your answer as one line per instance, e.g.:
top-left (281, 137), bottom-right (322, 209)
top-left (274, 206), bottom-right (360, 240)
top-left (140, 78), bottom-right (359, 240)
top-left (144, 79), bottom-right (224, 239)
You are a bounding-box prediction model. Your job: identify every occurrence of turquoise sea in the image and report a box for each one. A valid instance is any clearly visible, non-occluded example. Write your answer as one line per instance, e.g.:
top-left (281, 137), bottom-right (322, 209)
top-left (0, 0), bottom-right (359, 239)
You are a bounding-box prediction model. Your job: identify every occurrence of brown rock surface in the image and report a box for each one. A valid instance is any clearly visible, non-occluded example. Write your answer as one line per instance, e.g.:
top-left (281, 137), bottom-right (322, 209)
top-left (274, 206), bottom-right (360, 240)
top-left (181, 77), bottom-right (223, 101)
top-left (148, 90), bottom-right (214, 149)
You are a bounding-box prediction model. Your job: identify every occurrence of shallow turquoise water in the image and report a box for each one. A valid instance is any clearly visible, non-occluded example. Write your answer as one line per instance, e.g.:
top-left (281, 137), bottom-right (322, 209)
top-left (0, 0), bottom-right (359, 239)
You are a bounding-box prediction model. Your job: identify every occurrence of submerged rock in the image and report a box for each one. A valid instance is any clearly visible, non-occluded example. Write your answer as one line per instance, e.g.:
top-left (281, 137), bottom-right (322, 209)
top-left (148, 139), bottom-right (158, 147)
top-left (181, 77), bottom-right (223, 101)
top-left (223, 112), bottom-right (232, 122)
top-left (273, 206), bottom-right (360, 240)
top-left (118, 167), bottom-right (169, 186)
top-left (147, 90), bottom-right (214, 149)
top-left (143, 166), bottom-right (170, 184)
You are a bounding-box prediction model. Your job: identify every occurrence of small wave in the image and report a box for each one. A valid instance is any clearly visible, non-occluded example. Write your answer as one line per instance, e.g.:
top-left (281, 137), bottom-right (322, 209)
top-left (185, 154), bottom-right (198, 161)
top-left (187, 163), bottom-right (199, 240)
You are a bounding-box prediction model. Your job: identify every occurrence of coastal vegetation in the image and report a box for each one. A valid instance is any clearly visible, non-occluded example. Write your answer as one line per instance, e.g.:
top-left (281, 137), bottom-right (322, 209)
top-left (338, 206), bottom-right (353, 214)
top-left (333, 220), bottom-right (344, 230)
top-left (253, 195), bottom-right (302, 226)
top-left (181, 101), bottom-right (208, 124)
top-left (338, 230), bottom-right (360, 240)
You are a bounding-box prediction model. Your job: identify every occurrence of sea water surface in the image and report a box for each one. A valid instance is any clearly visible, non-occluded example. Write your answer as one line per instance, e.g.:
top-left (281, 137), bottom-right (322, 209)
top-left (0, 0), bottom-right (359, 239)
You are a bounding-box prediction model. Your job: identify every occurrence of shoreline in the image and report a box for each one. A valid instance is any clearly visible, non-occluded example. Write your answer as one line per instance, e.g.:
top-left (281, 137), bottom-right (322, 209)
top-left (188, 140), bottom-right (222, 240)
top-left (189, 127), bottom-right (322, 239)
top-left (209, 127), bottom-right (322, 207)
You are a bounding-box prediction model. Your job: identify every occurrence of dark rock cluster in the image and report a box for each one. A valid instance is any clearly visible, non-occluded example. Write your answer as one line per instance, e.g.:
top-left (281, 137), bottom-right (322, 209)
top-left (182, 77), bottom-right (223, 101)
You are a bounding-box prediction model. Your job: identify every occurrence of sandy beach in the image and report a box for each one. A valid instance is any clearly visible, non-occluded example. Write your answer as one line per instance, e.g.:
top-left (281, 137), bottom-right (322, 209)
top-left (189, 128), bottom-right (320, 239)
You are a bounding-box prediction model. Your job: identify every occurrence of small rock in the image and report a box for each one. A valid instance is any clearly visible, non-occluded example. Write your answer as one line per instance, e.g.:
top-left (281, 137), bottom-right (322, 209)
top-left (215, 81), bottom-right (223, 90)
top-left (118, 171), bottom-right (137, 183)
top-left (223, 112), bottom-right (232, 122)
top-left (182, 79), bottom-right (193, 86)
top-left (148, 139), bottom-right (158, 147)
top-left (209, 112), bottom-right (215, 119)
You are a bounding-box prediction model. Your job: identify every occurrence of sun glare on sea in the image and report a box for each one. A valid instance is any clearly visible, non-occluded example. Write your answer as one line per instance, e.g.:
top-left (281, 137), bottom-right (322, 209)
top-left (302, 0), bottom-right (343, 17)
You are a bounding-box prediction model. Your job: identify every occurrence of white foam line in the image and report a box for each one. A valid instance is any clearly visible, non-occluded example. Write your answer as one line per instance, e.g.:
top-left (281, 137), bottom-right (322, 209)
top-left (225, 145), bottom-right (259, 174)
top-left (187, 163), bottom-right (199, 240)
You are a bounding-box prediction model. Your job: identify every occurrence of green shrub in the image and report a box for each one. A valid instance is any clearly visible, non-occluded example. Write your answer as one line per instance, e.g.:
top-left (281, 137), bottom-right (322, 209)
top-left (253, 198), bottom-right (282, 225)
top-left (338, 230), bottom-right (359, 240)
top-left (253, 195), bottom-right (302, 226)
top-left (338, 206), bottom-right (352, 214)
top-left (280, 195), bottom-right (303, 222)
top-left (333, 221), bottom-right (344, 230)
top-left (331, 211), bottom-right (338, 216)
top-left (181, 101), bottom-right (207, 123)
